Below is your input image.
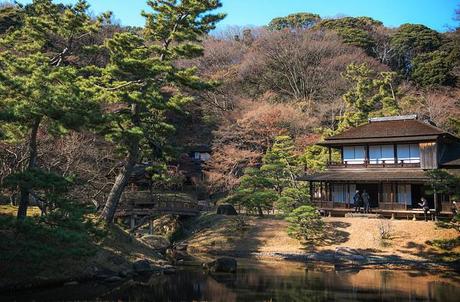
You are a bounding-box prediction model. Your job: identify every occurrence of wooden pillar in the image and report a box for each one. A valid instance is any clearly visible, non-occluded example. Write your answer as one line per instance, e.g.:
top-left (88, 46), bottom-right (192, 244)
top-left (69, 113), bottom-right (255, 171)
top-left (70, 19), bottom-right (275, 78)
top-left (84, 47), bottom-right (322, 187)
top-left (149, 218), bottom-right (153, 235)
top-left (434, 188), bottom-right (438, 221)
top-left (309, 181), bottom-right (314, 203)
top-left (320, 182), bottom-right (324, 201)
top-left (390, 183), bottom-right (394, 203)
top-left (347, 182), bottom-right (350, 208)
top-left (365, 145), bottom-right (369, 166)
top-left (130, 215), bottom-right (135, 230)
top-left (328, 146), bottom-right (332, 164)
top-left (377, 182), bottom-right (381, 205)
top-left (393, 144), bottom-right (398, 165)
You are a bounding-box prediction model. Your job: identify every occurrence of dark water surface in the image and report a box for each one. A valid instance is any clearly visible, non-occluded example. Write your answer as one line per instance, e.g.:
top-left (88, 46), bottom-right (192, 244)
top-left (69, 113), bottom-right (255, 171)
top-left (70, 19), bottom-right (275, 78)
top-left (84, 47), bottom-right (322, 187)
top-left (3, 260), bottom-right (460, 301)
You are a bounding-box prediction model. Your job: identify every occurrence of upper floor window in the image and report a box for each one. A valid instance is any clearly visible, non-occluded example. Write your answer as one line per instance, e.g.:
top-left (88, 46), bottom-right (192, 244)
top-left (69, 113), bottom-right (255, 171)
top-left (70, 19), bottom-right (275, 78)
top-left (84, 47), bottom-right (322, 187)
top-left (343, 146), bottom-right (365, 164)
top-left (397, 144), bottom-right (420, 163)
top-left (369, 145), bottom-right (394, 164)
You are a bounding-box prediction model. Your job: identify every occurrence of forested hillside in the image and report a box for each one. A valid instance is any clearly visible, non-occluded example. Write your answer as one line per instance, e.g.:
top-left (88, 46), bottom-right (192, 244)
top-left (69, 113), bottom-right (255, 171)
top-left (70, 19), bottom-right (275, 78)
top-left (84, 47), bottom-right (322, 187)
top-left (198, 12), bottom-right (460, 198)
top-left (0, 1), bottom-right (459, 217)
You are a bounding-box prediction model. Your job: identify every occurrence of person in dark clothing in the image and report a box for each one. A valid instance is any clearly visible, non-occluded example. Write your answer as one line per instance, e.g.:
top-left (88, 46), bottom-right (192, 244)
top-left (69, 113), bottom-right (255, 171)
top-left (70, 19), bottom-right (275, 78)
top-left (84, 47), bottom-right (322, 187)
top-left (353, 190), bottom-right (362, 213)
top-left (362, 190), bottom-right (370, 213)
top-left (451, 201), bottom-right (458, 221)
top-left (418, 197), bottom-right (430, 222)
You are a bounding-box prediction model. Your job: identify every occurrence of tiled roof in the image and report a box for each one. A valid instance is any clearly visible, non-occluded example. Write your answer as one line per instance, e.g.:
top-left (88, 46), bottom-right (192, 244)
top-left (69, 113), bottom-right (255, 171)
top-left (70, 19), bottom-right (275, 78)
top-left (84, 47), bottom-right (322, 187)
top-left (326, 119), bottom-right (446, 141)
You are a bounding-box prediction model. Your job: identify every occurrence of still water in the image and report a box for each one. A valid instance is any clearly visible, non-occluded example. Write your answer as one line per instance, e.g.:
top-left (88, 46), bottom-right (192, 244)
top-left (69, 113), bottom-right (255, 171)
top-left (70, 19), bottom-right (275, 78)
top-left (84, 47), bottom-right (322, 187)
top-left (4, 260), bottom-right (460, 301)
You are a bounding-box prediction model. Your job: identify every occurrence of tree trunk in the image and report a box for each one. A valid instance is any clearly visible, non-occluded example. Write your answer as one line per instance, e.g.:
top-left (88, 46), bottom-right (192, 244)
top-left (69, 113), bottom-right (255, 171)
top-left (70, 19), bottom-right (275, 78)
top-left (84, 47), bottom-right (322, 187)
top-left (100, 150), bottom-right (138, 223)
top-left (257, 206), bottom-right (264, 217)
top-left (17, 118), bottom-right (40, 221)
top-left (100, 103), bottom-right (140, 223)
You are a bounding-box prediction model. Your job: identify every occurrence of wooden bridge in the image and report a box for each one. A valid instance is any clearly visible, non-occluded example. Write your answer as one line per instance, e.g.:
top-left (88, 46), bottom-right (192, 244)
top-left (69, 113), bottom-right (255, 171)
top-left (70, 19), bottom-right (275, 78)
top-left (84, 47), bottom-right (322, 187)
top-left (115, 190), bottom-right (200, 218)
top-left (115, 190), bottom-right (200, 231)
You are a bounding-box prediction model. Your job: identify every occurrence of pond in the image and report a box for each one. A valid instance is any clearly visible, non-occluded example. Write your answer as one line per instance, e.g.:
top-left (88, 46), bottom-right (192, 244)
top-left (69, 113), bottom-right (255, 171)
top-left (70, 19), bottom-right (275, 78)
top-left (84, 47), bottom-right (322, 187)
top-left (4, 260), bottom-right (460, 301)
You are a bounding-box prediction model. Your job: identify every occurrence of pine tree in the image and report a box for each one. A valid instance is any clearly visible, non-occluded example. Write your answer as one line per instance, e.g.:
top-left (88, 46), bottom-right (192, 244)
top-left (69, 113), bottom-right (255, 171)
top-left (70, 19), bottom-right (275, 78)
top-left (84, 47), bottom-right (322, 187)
top-left (268, 12), bottom-right (321, 30)
top-left (0, 0), bottom-right (107, 220)
top-left (98, 0), bottom-right (225, 222)
top-left (229, 168), bottom-right (276, 217)
top-left (260, 136), bottom-right (300, 194)
top-left (338, 63), bottom-right (399, 131)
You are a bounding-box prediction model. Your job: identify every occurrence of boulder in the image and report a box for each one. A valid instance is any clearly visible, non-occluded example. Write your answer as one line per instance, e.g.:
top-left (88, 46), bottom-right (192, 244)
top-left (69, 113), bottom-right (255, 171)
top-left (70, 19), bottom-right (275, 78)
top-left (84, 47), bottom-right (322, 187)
top-left (64, 281), bottom-right (79, 286)
top-left (140, 235), bottom-right (170, 251)
top-left (133, 259), bottom-right (151, 273)
top-left (163, 265), bottom-right (177, 275)
top-left (118, 270), bottom-right (134, 278)
top-left (216, 204), bottom-right (238, 216)
top-left (204, 257), bottom-right (237, 273)
top-left (104, 276), bottom-right (123, 283)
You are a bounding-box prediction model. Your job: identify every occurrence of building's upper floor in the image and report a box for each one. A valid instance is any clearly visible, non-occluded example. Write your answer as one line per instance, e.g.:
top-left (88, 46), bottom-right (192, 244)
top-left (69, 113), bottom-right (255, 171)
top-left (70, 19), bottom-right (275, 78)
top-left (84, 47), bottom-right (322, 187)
top-left (318, 115), bottom-right (460, 170)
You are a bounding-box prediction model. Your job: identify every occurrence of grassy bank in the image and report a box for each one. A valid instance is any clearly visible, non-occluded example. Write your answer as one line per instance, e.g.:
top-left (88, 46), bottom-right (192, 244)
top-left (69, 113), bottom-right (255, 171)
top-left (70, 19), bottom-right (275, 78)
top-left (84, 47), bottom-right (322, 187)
top-left (0, 207), bottom-right (163, 289)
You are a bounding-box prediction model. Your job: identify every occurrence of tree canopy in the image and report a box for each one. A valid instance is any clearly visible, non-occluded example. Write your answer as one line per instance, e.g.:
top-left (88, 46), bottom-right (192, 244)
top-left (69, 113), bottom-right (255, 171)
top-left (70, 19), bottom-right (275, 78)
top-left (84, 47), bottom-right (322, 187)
top-left (268, 12), bottom-right (321, 30)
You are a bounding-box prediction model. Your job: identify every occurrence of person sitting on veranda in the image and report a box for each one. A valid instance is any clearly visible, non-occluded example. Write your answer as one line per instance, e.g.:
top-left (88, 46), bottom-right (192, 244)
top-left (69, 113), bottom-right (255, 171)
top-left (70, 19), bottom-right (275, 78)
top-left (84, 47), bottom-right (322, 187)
top-left (362, 190), bottom-right (370, 214)
top-left (353, 190), bottom-right (362, 213)
top-left (418, 197), bottom-right (430, 222)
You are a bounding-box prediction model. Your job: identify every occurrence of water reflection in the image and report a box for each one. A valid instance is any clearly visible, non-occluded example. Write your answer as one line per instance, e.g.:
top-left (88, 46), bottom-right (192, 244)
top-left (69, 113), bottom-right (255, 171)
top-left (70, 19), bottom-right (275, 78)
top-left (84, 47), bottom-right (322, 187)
top-left (100, 261), bottom-right (459, 302)
top-left (6, 260), bottom-right (460, 301)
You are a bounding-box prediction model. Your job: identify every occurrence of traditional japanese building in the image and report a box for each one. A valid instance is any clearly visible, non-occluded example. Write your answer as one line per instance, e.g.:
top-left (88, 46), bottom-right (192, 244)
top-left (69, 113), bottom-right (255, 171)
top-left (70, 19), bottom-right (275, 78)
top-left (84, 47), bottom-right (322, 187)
top-left (303, 115), bottom-right (460, 217)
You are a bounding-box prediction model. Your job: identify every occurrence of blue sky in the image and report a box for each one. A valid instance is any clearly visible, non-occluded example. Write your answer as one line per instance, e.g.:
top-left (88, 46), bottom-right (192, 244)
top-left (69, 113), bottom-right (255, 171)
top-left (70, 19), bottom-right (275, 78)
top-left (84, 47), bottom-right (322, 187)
top-left (16, 0), bottom-right (459, 32)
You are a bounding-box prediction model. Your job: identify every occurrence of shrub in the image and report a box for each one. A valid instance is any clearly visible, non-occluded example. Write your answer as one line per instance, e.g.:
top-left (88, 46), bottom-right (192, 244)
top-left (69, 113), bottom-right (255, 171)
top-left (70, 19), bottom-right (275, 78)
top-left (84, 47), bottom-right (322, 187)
top-left (286, 205), bottom-right (323, 241)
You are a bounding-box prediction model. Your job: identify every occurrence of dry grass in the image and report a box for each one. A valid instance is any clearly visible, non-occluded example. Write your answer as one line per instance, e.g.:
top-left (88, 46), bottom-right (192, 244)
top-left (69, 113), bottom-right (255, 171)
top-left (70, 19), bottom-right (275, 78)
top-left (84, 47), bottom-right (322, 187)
top-left (317, 217), bottom-right (459, 260)
top-left (0, 205), bottom-right (41, 216)
top-left (185, 214), bottom-right (460, 262)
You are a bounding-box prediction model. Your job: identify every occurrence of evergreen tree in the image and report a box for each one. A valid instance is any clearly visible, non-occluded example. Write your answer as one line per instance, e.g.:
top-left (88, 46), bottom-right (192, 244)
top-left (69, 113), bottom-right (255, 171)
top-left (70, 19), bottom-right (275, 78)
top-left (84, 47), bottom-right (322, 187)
top-left (261, 136), bottom-right (308, 213)
top-left (228, 136), bottom-right (309, 215)
top-left (316, 16), bottom-right (382, 53)
top-left (301, 144), bottom-right (340, 172)
top-left (0, 0), bottom-right (107, 220)
top-left (286, 205), bottom-right (324, 241)
top-left (411, 50), bottom-right (455, 86)
top-left (390, 23), bottom-right (442, 76)
top-left (268, 12), bottom-right (321, 30)
top-left (98, 0), bottom-right (225, 222)
top-left (228, 167), bottom-right (276, 217)
top-left (0, 3), bottom-right (23, 34)
top-left (260, 136), bottom-right (300, 194)
top-left (426, 170), bottom-right (460, 200)
top-left (338, 63), bottom-right (399, 131)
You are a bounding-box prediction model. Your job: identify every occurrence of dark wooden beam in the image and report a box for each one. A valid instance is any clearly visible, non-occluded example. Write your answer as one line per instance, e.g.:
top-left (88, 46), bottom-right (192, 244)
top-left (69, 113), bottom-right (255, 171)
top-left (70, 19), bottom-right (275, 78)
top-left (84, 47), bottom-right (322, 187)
top-left (394, 144), bottom-right (398, 164)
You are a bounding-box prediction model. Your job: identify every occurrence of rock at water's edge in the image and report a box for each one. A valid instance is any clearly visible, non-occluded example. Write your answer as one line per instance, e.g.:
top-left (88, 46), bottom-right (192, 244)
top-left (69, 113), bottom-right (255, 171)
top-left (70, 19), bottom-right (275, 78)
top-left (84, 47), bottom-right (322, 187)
top-left (204, 257), bottom-right (237, 273)
top-left (133, 259), bottom-right (151, 273)
top-left (216, 204), bottom-right (238, 215)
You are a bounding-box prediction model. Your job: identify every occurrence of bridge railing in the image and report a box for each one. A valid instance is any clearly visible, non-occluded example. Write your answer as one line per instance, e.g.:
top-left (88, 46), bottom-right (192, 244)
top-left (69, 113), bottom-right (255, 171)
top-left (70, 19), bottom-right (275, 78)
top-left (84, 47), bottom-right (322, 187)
top-left (119, 190), bottom-right (200, 216)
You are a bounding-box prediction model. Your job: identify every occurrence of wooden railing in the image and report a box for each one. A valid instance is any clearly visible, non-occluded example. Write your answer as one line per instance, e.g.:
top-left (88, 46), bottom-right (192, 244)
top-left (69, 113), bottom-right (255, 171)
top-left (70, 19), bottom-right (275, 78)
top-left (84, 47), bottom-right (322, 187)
top-left (312, 200), bottom-right (454, 214)
top-left (117, 191), bottom-right (200, 217)
top-left (327, 160), bottom-right (420, 169)
top-left (311, 200), bottom-right (350, 209)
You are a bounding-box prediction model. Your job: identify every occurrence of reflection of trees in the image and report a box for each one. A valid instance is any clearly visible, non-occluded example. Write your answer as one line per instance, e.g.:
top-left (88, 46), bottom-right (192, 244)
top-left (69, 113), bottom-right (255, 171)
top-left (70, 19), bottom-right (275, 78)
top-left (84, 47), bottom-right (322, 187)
top-left (98, 266), bottom-right (459, 301)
